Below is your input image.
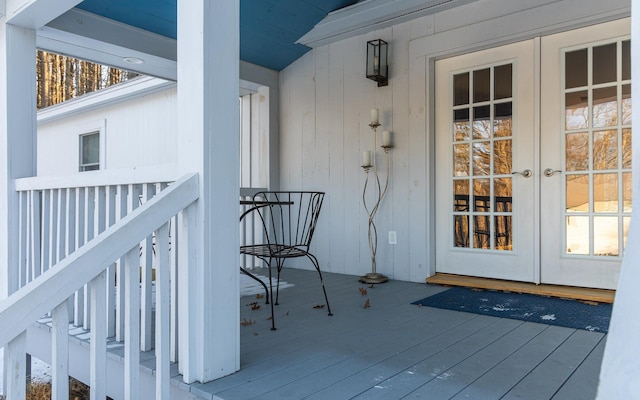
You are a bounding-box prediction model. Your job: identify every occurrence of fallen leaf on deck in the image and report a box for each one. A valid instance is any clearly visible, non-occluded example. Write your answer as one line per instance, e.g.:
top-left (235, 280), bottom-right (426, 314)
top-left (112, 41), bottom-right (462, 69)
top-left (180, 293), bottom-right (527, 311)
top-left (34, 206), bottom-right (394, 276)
top-left (240, 318), bottom-right (254, 326)
top-left (256, 293), bottom-right (264, 299)
top-left (313, 304), bottom-right (326, 309)
top-left (267, 316), bottom-right (273, 320)
top-left (369, 284), bottom-right (374, 288)
top-left (251, 303), bottom-right (261, 310)
top-left (363, 299), bottom-right (371, 309)
top-left (359, 287), bottom-right (368, 296)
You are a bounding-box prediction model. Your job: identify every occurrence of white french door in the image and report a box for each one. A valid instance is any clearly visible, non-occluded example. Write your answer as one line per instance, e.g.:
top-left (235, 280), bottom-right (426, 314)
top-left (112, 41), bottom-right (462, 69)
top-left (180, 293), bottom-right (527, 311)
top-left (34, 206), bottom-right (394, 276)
top-left (435, 19), bottom-right (631, 289)
top-left (435, 40), bottom-right (538, 282)
top-left (540, 19), bottom-right (631, 289)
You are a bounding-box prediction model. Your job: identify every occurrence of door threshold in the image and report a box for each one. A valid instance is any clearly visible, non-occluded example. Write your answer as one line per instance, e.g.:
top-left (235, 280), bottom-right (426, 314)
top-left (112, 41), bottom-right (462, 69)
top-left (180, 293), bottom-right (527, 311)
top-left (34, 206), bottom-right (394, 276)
top-left (426, 273), bottom-right (615, 304)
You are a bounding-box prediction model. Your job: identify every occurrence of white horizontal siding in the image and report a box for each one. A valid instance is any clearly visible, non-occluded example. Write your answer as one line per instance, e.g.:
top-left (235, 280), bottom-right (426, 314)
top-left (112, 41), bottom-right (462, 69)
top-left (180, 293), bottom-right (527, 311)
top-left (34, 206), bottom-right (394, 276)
top-left (38, 87), bottom-right (178, 176)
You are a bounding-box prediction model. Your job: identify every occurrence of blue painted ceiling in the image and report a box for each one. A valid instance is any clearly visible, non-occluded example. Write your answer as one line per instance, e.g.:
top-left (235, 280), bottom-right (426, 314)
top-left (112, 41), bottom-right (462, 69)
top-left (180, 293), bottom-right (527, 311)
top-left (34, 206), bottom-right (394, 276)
top-left (76, 0), bottom-right (358, 71)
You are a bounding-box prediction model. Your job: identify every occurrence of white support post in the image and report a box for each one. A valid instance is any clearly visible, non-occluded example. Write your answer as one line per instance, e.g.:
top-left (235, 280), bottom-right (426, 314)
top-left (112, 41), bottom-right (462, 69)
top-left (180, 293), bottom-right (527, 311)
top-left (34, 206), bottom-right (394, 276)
top-left (1, 2), bottom-right (37, 300)
top-left (596, 2), bottom-right (640, 398)
top-left (177, 0), bottom-right (241, 383)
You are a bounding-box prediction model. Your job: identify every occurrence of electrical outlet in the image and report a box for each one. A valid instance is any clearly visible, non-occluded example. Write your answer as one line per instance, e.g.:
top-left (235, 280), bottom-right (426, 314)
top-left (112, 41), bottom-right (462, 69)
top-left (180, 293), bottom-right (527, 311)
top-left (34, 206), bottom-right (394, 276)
top-left (389, 231), bottom-right (397, 245)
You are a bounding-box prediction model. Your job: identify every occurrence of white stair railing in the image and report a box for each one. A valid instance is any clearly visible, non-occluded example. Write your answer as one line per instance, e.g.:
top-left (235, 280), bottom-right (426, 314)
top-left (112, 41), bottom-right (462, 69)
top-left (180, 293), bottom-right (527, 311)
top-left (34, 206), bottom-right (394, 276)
top-left (0, 172), bottom-right (199, 400)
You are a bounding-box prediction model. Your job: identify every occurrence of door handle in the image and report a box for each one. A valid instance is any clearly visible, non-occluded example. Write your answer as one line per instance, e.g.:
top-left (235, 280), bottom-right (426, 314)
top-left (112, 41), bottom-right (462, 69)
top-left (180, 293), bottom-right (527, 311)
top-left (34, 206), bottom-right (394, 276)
top-left (512, 169), bottom-right (533, 178)
top-left (543, 168), bottom-right (562, 177)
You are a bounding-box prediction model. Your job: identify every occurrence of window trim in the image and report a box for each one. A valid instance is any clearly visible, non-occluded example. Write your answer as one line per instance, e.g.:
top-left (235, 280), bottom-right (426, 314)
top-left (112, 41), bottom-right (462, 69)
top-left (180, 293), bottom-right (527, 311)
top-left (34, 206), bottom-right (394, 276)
top-left (77, 119), bottom-right (106, 172)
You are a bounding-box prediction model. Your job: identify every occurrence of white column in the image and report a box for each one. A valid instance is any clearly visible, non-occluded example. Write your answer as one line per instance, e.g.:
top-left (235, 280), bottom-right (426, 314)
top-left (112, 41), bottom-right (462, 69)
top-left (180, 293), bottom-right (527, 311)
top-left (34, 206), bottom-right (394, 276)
top-left (596, 3), bottom-right (640, 399)
top-left (176, 0), bottom-right (240, 383)
top-left (0, 12), bottom-right (37, 300)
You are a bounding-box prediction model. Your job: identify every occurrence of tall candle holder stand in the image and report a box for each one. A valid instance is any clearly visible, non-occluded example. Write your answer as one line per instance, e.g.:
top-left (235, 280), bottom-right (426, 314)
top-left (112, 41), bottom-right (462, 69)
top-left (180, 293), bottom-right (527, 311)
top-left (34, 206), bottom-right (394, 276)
top-left (360, 123), bottom-right (392, 284)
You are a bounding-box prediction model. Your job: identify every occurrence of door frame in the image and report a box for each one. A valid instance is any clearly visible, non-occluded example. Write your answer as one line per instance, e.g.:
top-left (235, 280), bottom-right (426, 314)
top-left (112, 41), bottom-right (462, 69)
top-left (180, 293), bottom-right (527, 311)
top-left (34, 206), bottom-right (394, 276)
top-left (406, 0), bottom-right (630, 280)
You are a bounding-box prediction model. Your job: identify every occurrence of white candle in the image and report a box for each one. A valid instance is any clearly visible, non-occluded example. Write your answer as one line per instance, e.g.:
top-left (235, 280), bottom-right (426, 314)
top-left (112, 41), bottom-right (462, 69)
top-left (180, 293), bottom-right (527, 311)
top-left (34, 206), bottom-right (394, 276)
top-left (370, 108), bottom-right (379, 125)
top-left (362, 150), bottom-right (372, 167)
top-left (382, 130), bottom-right (391, 147)
top-left (373, 56), bottom-right (379, 73)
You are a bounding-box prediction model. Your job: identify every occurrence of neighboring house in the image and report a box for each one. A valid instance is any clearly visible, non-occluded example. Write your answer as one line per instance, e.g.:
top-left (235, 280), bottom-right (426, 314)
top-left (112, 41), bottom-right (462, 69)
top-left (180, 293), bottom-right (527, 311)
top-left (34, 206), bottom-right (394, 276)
top-left (1, 0), bottom-right (638, 398)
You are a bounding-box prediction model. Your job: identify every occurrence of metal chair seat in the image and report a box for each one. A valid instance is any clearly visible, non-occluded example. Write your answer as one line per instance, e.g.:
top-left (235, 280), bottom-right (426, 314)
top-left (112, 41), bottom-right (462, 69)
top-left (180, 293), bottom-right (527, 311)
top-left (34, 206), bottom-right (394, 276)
top-left (241, 244), bottom-right (309, 259)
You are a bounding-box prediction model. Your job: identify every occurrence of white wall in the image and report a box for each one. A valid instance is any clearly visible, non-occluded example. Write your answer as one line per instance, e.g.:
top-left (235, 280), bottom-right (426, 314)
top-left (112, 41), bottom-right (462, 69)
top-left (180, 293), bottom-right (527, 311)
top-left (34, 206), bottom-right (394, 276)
top-left (278, 0), bottom-right (631, 281)
top-left (38, 86), bottom-right (177, 175)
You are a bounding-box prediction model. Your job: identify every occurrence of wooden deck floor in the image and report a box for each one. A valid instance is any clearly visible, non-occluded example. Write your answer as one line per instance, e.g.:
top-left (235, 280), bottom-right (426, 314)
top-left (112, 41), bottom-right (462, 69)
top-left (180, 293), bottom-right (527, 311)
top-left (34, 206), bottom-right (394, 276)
top-left (184, 268), bottom-right (607, 400)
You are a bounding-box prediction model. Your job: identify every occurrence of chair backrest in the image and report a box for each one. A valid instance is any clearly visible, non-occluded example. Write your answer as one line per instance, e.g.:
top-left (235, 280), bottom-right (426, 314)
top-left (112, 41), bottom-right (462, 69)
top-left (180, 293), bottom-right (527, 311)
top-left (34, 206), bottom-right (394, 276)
top-left (253, 191), bottom-right (325, 252)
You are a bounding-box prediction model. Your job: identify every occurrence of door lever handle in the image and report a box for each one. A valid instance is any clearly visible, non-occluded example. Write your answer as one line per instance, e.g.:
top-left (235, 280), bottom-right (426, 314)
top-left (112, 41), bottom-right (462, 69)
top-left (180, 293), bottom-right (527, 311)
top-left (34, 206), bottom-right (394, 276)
top-left (543, 168), bottom-right (562, 177)
top-left (512, 169), bottom-right (533, 178)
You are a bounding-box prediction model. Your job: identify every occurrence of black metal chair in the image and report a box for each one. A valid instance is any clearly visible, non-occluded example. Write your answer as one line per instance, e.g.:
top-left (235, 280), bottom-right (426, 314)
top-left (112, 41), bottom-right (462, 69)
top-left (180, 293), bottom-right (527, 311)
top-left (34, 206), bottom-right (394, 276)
top-left (240, 191), bottom-right (332, 330)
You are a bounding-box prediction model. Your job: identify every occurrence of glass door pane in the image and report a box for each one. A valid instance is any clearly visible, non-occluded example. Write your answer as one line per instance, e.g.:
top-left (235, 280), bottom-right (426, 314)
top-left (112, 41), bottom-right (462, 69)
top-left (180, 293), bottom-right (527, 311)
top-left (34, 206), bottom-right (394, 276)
top-left (451, 64), bottom-right (514, 251)
top-left (562, 39), bottom-right (632, 257)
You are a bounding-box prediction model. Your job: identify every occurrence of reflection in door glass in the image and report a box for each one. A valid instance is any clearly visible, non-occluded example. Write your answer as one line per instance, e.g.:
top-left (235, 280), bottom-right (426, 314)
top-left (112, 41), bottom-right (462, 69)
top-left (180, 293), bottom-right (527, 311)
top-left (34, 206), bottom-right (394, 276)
top-left (563, 39), bottom-right (632, 257)
top-left (451, 63), bottom-right (514, 250)
top-left (566, 216), bottom-right (590, 254)
top-left (593, 87), bottom-right (618, 128)
top-left (566, 132), bottom-right (589, 171)
top-left (565, 91), bottom-right (588, 130)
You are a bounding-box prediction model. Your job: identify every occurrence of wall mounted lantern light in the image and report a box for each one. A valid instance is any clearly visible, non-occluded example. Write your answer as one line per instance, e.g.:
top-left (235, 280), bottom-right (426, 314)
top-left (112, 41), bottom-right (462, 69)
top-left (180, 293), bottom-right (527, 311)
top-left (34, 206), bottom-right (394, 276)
top-left (366, 39), bottom-right (389, 87)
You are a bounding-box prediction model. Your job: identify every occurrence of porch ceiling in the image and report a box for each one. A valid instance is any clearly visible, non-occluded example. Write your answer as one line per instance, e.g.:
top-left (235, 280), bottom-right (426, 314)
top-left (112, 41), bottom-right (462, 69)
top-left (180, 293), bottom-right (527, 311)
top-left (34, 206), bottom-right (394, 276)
top-left (75, 0), bottom-right (359, 71)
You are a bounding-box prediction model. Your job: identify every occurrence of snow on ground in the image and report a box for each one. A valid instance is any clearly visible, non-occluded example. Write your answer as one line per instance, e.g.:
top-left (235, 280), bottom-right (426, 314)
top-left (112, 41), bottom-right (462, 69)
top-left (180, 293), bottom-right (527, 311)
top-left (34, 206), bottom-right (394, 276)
top-left (0, 348), bottom-right (53, 395)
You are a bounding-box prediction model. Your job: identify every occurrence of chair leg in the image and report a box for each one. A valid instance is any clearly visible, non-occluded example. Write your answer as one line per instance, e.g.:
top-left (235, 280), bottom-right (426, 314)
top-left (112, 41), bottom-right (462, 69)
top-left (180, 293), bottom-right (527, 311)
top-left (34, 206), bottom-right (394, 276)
top-left (275, 259), bottom-right (285, 305)
top-left (267, 258), bottom-right (276, 330)
top-left (307, 254), bottom-right (332, 316)
top-left (239, 267), bottom-right (269, 304)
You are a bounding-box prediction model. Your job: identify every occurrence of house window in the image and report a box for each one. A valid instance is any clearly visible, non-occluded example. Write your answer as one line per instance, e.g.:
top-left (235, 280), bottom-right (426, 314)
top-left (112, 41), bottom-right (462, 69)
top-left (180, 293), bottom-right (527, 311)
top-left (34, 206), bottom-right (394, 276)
top-left (79, 131), bottom-right (100, 171)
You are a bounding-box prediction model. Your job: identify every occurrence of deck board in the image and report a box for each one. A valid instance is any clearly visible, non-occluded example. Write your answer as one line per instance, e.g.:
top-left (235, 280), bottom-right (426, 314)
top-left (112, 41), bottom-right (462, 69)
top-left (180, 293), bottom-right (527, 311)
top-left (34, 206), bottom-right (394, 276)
top-left (174, 268), bottom-right (605, 399)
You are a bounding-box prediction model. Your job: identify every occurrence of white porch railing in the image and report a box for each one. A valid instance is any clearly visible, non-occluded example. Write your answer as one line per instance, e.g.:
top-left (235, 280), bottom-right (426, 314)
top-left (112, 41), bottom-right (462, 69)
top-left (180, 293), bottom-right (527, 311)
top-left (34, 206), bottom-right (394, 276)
top-left (0, 171), bottom-right (199, 399)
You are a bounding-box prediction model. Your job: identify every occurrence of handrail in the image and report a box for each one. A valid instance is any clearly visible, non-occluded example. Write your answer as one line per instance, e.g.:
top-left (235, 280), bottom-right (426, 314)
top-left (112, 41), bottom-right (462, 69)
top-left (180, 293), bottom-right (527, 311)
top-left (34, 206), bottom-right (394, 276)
top-left (0, 172), bottom-right (199, 347)
top-left (14, 164), bottom-right (181, 191)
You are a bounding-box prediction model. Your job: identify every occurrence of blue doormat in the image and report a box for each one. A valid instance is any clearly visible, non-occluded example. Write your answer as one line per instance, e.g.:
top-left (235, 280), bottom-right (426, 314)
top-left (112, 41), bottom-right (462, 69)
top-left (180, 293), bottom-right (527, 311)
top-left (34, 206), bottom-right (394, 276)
top-left (412, 287), bottom-right (612, 333)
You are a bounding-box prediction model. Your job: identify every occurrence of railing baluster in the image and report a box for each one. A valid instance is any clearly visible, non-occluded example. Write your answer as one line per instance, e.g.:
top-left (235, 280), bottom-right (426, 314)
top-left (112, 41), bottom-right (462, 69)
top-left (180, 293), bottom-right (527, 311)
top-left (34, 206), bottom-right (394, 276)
top-left (90, 270), bottom-right (107, 399)
top-left (57, 188), bottom-right (67, 264)
top-left (125, 246), bottom-right (140, 400)
top-left (52, 301), bottom-right (69, 400)
top-left (5, 331), bottom-right (27, 399)
top-left (83, 187), bottom-right (96, 330)
top-left (42, 189), bottom-right (51, 274)
top-left (30, 190), bottom-right (42, 282)
top-left (107, 185), bottom-right (118, 338)
top-left (18, 191), bottom-right (27, 288)
top-left (116, 184), bottom-right (129, 342)
top-left (156, 222), bottom-right (171, 400)
top-left (74, 187), bottom-right (86, 327)
top-left (50, 189), bottom-right (59, 267)
top-left (67, 188), bottom-right (77, 323)
top-left (170, 214), bottom-right (179, 363)
top-left (141, 183), bottom-right (155, 351)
